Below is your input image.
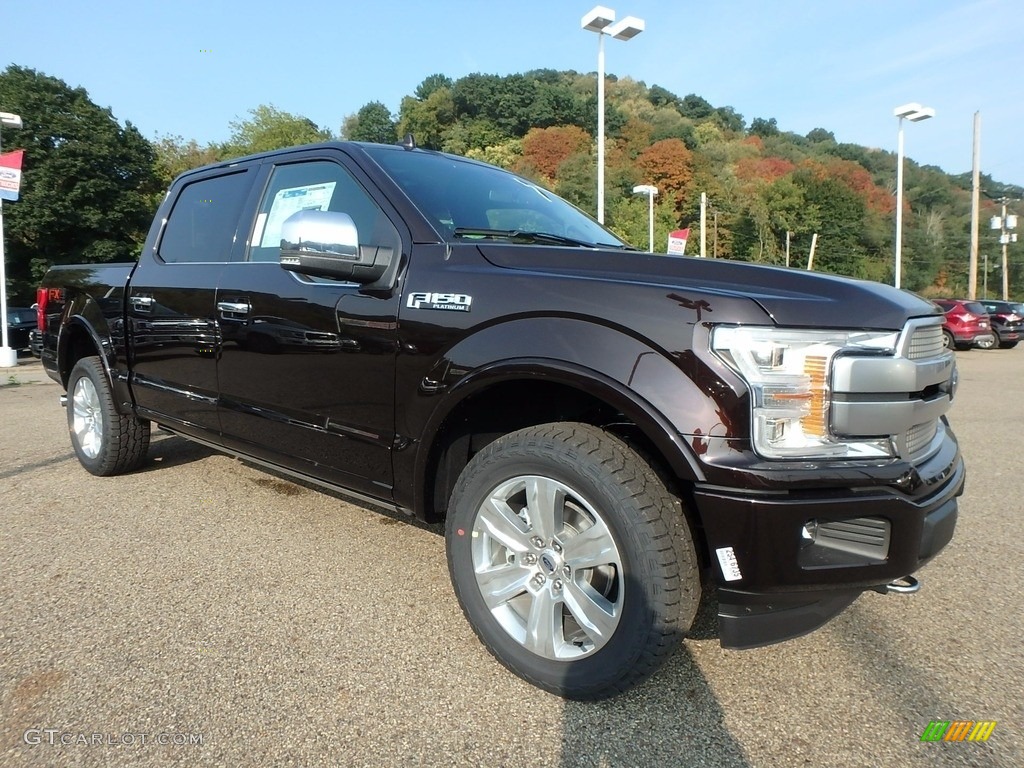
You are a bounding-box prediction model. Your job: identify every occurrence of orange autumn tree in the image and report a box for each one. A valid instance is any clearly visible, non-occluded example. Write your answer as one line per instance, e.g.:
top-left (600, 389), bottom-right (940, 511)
top-left (635, 138), bottom-right (693, 212)
top-left (519, 125), bottom-right (592, 183)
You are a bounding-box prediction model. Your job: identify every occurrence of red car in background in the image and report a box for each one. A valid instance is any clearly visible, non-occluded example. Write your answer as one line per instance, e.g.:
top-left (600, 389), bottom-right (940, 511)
top-left (933, 299), bottom-right (996, 350)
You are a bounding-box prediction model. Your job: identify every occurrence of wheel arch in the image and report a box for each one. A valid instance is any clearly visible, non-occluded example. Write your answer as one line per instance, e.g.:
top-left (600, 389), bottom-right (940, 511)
top-left (414, 359), bottom-right (707, 529)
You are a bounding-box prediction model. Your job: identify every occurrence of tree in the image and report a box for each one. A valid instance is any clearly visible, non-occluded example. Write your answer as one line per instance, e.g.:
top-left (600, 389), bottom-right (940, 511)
top-left (0, 65), bottom-right (159, 302)
top-left (152, 135), bottom-right (224, 189)
top-left (749, 117), bottom-right (779, 138)
top-left (343, 101), bottom-right (397, 144)
top-left (397, 87), bottom-right (456, 150)
top-left (415, 73), bottom-right (453, 101)
top-left (636, 139), bottom-right (693, 211)
top-left (222, 104), bottom-right (332, 156)
top-left (519, 125), bottom-right (591, 181)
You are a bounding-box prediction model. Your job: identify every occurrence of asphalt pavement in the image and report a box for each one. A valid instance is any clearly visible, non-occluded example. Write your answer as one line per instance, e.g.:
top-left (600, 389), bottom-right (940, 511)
top-left (1, 352), bottom-right (1021, 767)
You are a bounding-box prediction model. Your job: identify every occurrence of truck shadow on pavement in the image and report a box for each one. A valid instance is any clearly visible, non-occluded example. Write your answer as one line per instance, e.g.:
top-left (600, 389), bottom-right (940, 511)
top-left (558, 577), bottom-right (750, 767)
top-left (135, 432), bottom-right (219, 473)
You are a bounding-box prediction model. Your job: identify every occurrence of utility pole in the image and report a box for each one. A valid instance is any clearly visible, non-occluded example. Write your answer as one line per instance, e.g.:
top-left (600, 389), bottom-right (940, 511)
top-left (983, 254), bottom-right (988, 299)
top-left (990, 201), bottom-right (1017, 300)
top-left (785, 230), bottom-right (791, 268)
top-left (969, 112), bottom-right (981, 300)
top-left (700, 192), bottom-right (707, 258)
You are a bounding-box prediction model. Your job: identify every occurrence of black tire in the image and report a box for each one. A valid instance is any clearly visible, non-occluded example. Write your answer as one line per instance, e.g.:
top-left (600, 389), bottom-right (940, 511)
top-left (975, 334), bottom-right (996, 350)
top-left (445, 422), bottom-right (700, 700)
top-left (67, 356), bottom-right (150, 476)
top-left (942, 330), bottom-right (956, 350)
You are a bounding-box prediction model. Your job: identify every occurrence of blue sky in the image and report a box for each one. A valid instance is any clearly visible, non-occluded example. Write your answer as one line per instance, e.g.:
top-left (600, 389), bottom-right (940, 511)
top-left (3, 0), bottom-right (1023, 185)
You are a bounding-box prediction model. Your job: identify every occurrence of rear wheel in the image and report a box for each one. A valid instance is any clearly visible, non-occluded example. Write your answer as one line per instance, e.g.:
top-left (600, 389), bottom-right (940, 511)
top-left (976, 334), bottom-right (996, 350)
top-left (67, 356), bottom-right (150, 476)
top-left (942, 330), bottom-right (956, 350)
top-left (445, 422), bottom-right (700, 699)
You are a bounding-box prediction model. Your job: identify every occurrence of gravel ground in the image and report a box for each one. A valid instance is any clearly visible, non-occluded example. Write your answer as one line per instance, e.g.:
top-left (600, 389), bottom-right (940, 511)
top-left (1, 352), bottom-right (1021, 768)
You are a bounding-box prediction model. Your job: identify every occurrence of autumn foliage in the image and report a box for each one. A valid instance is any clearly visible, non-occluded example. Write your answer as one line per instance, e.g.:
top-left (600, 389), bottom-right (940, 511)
top-left (519, 125), bottom-right (592, 181)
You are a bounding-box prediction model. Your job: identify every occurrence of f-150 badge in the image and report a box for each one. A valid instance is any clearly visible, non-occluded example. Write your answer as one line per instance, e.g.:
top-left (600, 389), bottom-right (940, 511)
top-left (406, 292), bottom-right (473, 312)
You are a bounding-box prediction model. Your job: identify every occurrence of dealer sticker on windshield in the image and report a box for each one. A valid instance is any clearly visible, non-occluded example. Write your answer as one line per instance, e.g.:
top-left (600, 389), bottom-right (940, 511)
top-left (406, 292), bottom-right (473, 312)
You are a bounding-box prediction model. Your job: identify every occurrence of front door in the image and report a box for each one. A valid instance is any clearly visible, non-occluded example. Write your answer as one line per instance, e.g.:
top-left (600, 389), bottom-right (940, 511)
top-left (215, 154), bottom-right (405, 498)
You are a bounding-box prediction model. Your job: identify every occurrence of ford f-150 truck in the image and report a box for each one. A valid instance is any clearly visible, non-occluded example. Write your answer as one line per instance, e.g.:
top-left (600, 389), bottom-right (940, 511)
top-left (38, 140), bottom-right (964, 699)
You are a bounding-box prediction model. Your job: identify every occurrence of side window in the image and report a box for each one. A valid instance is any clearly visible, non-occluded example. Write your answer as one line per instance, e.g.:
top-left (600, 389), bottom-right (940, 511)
top-left (159, 171), bottom-right (251, 263)
top-left (249, 160), bottom-right (399, 263)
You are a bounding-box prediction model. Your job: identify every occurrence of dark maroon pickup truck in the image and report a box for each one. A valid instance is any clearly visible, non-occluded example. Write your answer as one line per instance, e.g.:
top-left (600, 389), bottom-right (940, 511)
top-left (37, 140), bottom-right (964, 699)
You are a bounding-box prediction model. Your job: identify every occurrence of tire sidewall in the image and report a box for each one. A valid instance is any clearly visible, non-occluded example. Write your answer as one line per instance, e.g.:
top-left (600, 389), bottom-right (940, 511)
top-left (447, 433), bottom-right (672, 697)
top-left (67, 359), bottom-right (114, 475)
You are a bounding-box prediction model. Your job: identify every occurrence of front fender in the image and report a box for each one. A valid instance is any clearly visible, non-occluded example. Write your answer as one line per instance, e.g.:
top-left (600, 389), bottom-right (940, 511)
top-left (408, 316), bottom-right (741, 502)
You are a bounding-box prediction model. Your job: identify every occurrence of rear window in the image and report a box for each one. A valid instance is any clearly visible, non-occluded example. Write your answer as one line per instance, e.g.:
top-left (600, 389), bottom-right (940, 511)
top-left (963, 302), bottom-right (987, 315)
top-left (6, 309), bottom-right (34, 324)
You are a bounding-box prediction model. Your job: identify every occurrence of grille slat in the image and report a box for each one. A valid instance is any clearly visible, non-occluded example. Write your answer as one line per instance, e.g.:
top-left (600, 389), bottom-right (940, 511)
top-left (907, 323), bottom-right (945, 360)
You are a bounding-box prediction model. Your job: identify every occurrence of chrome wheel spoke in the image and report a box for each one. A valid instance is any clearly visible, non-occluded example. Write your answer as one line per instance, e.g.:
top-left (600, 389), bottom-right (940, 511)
top-left (476, 564), bottom-right (531, 610)
top-left (477, 497), bottom-right (530, 554)
top-left (525, 476), bottom-right (564, 542)
top-left (563, 519), bottom-right (615, 570)
top-left (562, 579), bottom-right (618, 649)
top-left (523, 586), bottom-right (561, 658)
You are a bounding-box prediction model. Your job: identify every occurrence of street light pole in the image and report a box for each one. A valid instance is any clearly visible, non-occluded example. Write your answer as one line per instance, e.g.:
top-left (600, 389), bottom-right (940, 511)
top-left (0, 110), bottom-right (25, 369)
top-left (892, 103), bottom-right (934, 290)
top-left (632, 184), bottom-right (658, 252)
top-left (582, 6), bottom-right (644, 225)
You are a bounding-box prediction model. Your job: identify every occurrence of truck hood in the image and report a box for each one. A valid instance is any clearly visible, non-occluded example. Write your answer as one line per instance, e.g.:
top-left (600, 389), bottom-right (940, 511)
top-left (476, 244), bottom-right (941, 330)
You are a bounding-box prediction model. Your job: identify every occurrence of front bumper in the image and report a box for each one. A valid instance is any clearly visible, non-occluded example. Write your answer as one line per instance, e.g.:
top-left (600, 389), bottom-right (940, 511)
top-left (693, 434), bottom-right (965, 649)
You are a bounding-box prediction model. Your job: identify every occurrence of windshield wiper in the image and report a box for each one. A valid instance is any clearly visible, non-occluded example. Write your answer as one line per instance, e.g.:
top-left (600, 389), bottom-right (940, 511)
top-left (453, 228), bottom-right (596, 248)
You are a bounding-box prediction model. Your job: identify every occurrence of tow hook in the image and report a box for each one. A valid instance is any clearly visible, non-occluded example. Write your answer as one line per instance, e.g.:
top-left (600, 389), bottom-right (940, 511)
top-left (873, 575), bottom-right (921, 595)
top-left (59, 394), bottom-right (67, 407)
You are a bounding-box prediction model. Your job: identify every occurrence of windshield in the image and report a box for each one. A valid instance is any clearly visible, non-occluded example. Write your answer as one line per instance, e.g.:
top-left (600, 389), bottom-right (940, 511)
top-left (362, 146), bottom-right (628, 249)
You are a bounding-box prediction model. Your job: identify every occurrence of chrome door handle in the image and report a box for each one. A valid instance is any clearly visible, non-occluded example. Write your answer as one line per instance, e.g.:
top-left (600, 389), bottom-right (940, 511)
top-left (130, 295), bottom-right (154, 312)
top-left (217, 301), bottom-right (251, 314)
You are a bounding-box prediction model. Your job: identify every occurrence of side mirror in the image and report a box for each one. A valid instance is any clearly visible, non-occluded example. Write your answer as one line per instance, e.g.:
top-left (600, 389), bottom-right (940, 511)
top-left (279, 209), bottom-right (392, 284)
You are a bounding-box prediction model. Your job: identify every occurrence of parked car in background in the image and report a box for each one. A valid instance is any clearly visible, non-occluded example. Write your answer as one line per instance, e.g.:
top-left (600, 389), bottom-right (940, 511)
top-left (29, 328), bottom-right (42, 357)
top-left (4, 307), bottom-right (36, 354)
top-left (979, 300), bottom-right (1022, 349)
top-left (933, 299), bottom-right (996, 350)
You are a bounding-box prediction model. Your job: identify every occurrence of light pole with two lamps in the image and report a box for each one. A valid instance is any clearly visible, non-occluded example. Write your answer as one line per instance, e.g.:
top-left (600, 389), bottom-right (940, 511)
top-left (0, 110), bottom-right (24, 368)
top-left (892, 102), bottom-right (934, 290)
top-left (581, 6), bottom-right (644, 225)
top-left (632, 184), bottom-right (658, 252)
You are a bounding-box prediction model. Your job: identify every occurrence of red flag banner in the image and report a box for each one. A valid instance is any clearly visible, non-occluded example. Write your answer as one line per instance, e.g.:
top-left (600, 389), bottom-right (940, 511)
top-left (0, 149), bottom-right (25, 201)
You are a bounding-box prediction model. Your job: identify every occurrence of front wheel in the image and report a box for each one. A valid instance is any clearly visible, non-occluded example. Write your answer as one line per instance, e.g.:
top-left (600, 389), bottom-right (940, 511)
top-left (67, 356), bottom-right (151, 476)
top-left (445, 422), bottom-right (700, 699)
top-left (999, 341), bottom-right (1018, 349)
top-left (975, 334), bottom-right (996, 350)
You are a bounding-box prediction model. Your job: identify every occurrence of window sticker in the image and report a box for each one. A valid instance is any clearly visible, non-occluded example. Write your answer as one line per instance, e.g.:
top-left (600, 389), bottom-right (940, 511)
top-left (260, 182), bottom-right (336, 247)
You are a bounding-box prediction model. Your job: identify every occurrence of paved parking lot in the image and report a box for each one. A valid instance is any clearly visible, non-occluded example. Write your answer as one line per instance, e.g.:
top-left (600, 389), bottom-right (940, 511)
top-left (1, 351), bottom-right (1021, 767)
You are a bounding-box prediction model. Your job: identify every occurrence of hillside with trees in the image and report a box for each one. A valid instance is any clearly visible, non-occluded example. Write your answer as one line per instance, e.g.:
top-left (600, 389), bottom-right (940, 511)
top-left (1, 65), bottom-right (1021, 304)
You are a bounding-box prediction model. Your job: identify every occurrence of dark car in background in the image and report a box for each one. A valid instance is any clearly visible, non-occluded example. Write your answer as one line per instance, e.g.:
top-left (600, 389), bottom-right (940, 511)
top-left (934, 299), bottom-right (996, 350)
top-left (978, 300), bottom-right (1022, 349)
top-left (4, 307), bottom-right (36, 354)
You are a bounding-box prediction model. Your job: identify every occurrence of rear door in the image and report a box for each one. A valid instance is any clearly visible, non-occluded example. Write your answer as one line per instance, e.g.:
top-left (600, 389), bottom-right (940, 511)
top-left (215, 150), bottom-right (406, 498)
top-left (127, 166), bottom-right (255, 436)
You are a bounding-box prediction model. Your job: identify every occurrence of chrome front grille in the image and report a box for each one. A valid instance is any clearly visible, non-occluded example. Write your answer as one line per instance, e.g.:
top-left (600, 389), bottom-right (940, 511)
top-left (906, 323), bottom-right (945, 360)
top-left (830, 317), bottom-right (953, 462)
top-left (904, 421), bottom-right (939, 458)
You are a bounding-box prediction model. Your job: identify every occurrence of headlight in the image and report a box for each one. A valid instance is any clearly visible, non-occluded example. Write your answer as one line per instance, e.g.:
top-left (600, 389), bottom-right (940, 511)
top-left (711, 326), bottom-right (899, 460)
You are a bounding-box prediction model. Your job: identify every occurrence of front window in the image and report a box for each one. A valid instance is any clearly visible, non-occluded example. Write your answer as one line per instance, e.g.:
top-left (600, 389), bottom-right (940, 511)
top-left (363, 146), bottom-right (628, 249)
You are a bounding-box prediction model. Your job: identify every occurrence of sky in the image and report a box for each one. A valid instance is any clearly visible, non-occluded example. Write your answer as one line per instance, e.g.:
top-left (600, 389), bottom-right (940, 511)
top-left (3, 0), bottom-right (1023, 186)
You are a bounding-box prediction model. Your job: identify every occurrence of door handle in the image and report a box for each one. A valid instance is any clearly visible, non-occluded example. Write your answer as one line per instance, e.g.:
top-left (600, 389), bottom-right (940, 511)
top-left (217, 301), bottom-right (251, 315)
top-left (130, 295), bottom-right (154, 312)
